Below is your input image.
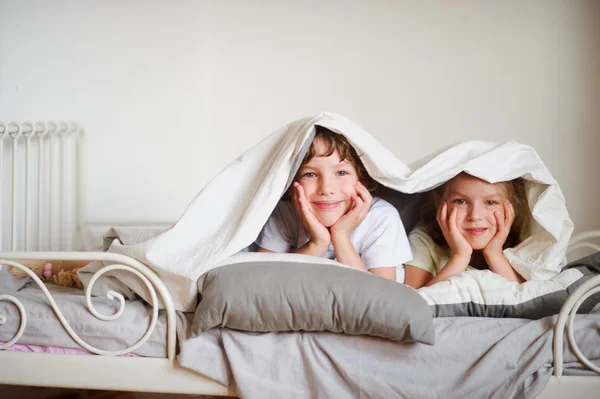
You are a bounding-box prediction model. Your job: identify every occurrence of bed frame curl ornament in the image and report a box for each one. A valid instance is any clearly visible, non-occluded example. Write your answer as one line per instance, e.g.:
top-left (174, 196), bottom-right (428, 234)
top-left (0, 251), bottom-right (232, 396)
top-left (0, 257), bottom-right (162, 358)
top-left (0, 252), bottom-right (173, 358)
top-left (553, 230), bottom-right (600, 379)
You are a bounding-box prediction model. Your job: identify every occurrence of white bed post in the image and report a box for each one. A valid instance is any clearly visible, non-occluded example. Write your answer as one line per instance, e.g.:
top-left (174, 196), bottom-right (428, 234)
top-left (37, 123), bottom-right (48, 251)
top-left (0, 122), bottom-right (5, 261)
top-left (23, 122), bottom-right (34, 251)
top-left (10, 122), bottom-right (22, 251)
top-left (75, 126), bottom-right (85, 250)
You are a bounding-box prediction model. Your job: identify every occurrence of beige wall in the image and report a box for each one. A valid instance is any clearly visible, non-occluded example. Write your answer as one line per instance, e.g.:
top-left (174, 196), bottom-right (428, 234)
top-left (1, 0), bottom-right (599, 234)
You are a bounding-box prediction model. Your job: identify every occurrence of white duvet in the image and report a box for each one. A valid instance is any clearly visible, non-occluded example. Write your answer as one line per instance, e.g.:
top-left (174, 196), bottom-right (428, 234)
top-left (81, 112), bottom-right (573, 312)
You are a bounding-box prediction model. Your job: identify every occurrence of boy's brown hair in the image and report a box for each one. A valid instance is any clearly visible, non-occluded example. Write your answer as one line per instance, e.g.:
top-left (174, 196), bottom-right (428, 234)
top-left (421, 173), bottom-right (528, 249)
top-left (297, 125), bottom-right (379, 195)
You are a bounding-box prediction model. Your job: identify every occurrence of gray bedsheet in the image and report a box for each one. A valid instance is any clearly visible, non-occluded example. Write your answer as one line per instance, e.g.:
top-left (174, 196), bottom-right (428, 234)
top-left (178, 314), bottom-right (600, 399)
top-left (0, 270), bottom-right (191, 357)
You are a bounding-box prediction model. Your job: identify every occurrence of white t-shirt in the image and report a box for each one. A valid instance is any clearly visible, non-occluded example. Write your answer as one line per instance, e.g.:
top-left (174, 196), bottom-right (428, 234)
top-left (255, 197), bottom-right (412, 269)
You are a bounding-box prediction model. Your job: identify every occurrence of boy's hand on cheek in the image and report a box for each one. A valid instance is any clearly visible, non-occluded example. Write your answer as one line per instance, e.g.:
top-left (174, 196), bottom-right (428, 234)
top-left (483, 201), bottom-right (515, 258)
top-left (330, 182), bottom-right (372, 240)
top-left (292, 183), bottom-right (330, 251)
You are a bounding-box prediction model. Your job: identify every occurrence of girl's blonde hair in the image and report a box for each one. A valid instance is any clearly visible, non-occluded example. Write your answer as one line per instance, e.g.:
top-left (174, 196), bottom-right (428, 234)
top-left (421, 173), bottom-right (527, 249)
top-left (291, 125), bottom-right (380, 195)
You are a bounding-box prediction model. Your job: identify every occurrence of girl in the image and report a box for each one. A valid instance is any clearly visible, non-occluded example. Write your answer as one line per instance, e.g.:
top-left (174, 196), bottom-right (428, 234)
top-left (256, 126), bottom-right (412, 281)
top-left (404, 172), bottom-right (527, 289)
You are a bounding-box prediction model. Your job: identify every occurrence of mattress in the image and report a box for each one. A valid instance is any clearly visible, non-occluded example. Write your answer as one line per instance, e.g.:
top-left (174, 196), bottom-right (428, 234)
top-left (0, 270), bottom-right (190, 357)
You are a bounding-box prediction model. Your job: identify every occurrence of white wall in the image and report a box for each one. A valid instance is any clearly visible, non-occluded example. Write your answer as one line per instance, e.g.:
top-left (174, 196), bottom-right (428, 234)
top-left (1, 0), bottom-right (599, 235)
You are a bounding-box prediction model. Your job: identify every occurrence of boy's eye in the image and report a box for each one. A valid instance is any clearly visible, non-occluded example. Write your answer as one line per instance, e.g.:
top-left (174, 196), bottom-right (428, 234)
top-left (336, 171), bottom-right (349, 176)
top-left (452, 199), bottom-right (466, 205)
top-left (302, 172), bottom-right (317, 178)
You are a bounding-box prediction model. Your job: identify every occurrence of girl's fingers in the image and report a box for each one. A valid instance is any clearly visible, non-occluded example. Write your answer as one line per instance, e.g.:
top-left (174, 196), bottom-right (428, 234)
top-left (449, 206), bottom-right (459, 234)
top-left (502, 202), bottom-right (510, 225)
top-left (494, 211), bottom-right (503, 233)
top-left (437, 202), bottom-right (447, 227)
top-left (505, 201), bottom-right (515, 224)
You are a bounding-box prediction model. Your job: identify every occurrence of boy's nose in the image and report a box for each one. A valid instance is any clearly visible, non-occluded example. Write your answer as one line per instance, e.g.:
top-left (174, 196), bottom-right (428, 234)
top-left (317, 177), bottom-right (335, 195)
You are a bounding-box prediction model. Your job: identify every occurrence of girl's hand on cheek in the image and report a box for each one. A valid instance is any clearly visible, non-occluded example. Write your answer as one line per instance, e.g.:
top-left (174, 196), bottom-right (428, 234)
top-left (292, 182), bottom-right (330, 249)
top-left (437, 202), bottom-right (472, 258)
top-left (483, 201), bottom-right (515, 258)
top-left (331, 182), bottom-right (372, 239)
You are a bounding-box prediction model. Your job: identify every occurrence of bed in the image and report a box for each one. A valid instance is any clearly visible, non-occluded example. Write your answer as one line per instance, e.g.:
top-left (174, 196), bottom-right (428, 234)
top-left (1, 120), bottom-right (599, 398)
top-left (0, 233), bottom-right (599, 398)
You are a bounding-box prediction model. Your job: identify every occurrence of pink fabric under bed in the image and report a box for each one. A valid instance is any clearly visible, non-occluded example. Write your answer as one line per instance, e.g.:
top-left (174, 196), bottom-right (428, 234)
top-left (2, 342), bottom-right (141, 356)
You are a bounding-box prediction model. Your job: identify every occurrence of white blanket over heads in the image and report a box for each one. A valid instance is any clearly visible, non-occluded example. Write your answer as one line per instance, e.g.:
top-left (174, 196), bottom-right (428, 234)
top-left (82, 112), bottom-right (410, 311)
top-left (82, 112), bottom-right (573, 312)
top-left (403, 140), bottom-right (574, 281)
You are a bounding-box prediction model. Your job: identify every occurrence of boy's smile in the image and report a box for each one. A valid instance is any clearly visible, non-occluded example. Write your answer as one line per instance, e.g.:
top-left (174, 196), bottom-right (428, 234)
top-left (313, 200), bottom-right (343, 210)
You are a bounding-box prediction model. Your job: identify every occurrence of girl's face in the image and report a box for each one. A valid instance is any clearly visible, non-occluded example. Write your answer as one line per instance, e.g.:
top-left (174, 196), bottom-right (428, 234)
top-left (440, 174), bottom-right (510, 250)
top-left (295, 139), bottom-right (360, 227)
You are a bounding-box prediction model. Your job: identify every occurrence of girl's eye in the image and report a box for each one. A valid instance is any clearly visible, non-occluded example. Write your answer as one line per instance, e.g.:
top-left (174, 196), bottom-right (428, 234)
top-left (452, 199), bottom-right (466, 205)
top-left (302, 172), bottom-right (317, 178)
top-left (336, 171), bottom-right (349, 176)
top-left (485, 200), bottom-right (499, 206)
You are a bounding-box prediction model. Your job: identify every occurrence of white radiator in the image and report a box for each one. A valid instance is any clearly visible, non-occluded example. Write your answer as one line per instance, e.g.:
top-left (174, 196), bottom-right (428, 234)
top-left (0, 121), bottom-right (84, 252)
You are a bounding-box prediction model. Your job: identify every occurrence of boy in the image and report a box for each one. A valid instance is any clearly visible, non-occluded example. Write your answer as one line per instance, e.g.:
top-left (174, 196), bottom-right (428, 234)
top-left (256, 126), bottom-right (411, 280)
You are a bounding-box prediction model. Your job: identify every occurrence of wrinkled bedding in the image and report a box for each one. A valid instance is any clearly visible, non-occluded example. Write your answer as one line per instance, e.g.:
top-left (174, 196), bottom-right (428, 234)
top-left (179, 314), bottom-right (600, 399)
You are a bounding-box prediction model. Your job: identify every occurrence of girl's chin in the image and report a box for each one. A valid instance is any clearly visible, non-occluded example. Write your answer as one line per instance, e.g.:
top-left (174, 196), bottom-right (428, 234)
top-left (466, 240), bottom-right (491, 251)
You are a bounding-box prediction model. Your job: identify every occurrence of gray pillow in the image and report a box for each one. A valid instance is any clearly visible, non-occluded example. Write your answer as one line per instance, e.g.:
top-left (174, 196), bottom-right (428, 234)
top-left (192, 262), bottom-right (435, 345)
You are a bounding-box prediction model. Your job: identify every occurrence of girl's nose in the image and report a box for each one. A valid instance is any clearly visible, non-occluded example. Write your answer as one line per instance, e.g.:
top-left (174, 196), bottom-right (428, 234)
top-left (467, 203), bottom-right (484, 221)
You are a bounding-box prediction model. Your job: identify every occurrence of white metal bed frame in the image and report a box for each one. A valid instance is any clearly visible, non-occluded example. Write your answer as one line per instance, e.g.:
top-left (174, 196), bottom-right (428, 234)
top-left (0, 251), bottom-right (233, 396)
top-left (0, 122), bottom-right (599, 397)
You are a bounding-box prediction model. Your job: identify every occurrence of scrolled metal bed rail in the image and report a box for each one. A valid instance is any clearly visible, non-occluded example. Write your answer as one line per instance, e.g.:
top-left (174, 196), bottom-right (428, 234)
top-left (554, 230), bottom-right (600, 378)
top-left (0, 251), bottom-right (176, 360)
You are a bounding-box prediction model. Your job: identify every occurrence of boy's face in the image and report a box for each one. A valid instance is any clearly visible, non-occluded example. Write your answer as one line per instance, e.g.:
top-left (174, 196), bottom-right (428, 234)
top-left (295, 139), bottom-right (360, 227)
top-left (440, 174), bottom-right (510, 250)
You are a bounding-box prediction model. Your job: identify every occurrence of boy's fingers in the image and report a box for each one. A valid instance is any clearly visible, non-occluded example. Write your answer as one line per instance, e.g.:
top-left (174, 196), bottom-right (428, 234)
top-left (354, 195), bottom-right (364, 210)
top-left (356, 183), bottom-right (372, 201)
